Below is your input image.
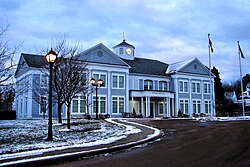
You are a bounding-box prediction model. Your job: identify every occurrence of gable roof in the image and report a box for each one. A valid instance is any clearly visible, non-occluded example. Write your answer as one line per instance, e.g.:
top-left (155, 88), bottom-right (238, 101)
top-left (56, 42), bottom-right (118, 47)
top-left (166, 58), bottom-right (213, 77)
top-left (166, 58), bottom-right (194, 74)
top-left (22, 53), bottom-right (47, 68)
top-left (78, 43), bottom-right (129, 67)
top-left (122, 57), bottom-right (169, 76)
top-left (15, 53), bottom-right (48, 78)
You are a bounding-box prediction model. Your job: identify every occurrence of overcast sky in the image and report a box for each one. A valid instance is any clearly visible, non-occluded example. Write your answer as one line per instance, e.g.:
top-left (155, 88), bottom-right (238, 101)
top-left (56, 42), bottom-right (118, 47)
top-left (1, 0), bottom-right (250, 82)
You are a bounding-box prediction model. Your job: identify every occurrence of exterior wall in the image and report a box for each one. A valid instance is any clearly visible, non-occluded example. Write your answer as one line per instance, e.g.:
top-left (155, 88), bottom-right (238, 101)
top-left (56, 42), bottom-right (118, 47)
top-left (15, 69), bottom-right (61, 119)
top-left (87, 63), bottom-right (129, 117)
top-left (172, 73), bottom-right (215, 116)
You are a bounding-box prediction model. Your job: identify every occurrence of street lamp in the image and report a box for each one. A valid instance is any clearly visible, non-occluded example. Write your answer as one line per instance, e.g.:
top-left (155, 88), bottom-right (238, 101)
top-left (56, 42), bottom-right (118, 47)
top-left (46, 48), bottom-right (57, 141)
top-left (90, 78), bottom-right (103, 120)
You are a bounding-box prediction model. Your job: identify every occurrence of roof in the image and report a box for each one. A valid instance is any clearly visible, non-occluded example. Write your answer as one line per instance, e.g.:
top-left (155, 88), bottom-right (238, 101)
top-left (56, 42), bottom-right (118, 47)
top-left (78, 43), bottom-right (130, 67)
top-left (166, 58), bottom-right (194, 74)
top-left (122, 57), bottom-right (169, 76)
top-left (22, 53), bottom-right (48, 68)
top-left (113, 40), bottom-right (135, 49)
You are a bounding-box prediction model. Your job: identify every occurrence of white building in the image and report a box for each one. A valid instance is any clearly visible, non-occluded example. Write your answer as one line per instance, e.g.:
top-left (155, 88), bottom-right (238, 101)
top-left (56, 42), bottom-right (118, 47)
top-left (14, 40), bottom-right (215, 119)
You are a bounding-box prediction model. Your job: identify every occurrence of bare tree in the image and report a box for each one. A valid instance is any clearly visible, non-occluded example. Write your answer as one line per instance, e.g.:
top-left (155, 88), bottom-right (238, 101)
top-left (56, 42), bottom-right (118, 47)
top-left (54, 53), bottom-right (87, 128)
top-left (45, 39), bottom-right (88, 128)
top-left (0, 19), bottom-right (21, 110)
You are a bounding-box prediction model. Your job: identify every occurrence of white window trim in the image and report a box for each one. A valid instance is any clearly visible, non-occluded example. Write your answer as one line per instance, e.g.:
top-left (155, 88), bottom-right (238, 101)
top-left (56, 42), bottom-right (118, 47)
top-left (93, 95), bottom-right (107, 114)
top-left (204, 100), bottom-right (211, 114)
top-left (204, 82), bottom-right (211, 94)
top-left (144, 80), bottom-right (154, 90)
top-left (192, 81), bottom-right (201, 94)
top-left (192, 99), bottom-right (201, 114)
top-left (71, 96), bottom-right (87, 115)
top-left (93, 72), bottom-right (107, 88)
top-left (112, 96), bottom-right (125, 115)
top-left (40, 74), bottom-right (48, 88)
top-left (179, 80), bottom-right (188, 93)
top-left (179, 98), bottom-right (189, 114)
top-left (159, 81), bottom-right (169, 91)
top-left (39, 96), bottom-right (48, 115)
top-left (112, 74), bottom-right (125, 89)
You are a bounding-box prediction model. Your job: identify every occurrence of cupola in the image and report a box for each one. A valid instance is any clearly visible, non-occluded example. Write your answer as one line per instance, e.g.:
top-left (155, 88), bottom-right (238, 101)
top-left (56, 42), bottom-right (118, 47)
top-left (113, 39), bottom-right (135, 60)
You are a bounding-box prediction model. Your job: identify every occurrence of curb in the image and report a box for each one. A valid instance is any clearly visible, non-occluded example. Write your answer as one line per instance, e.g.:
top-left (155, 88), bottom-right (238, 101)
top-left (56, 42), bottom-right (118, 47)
top-left (0, 119), bottom-right (163, 167)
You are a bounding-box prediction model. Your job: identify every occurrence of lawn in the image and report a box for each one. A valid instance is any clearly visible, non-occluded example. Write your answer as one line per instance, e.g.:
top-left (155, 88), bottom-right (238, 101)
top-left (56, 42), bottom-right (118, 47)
top-left (0, 119), bottom-right (128, 156)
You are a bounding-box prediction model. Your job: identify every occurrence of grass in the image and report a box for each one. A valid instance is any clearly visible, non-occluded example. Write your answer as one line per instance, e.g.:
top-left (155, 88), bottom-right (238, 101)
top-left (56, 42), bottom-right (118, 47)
top-left (0, 119), bottom-right (126, 155)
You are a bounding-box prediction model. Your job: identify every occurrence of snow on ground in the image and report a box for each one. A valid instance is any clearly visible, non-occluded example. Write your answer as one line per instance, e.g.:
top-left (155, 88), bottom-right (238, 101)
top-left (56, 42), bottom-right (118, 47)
top-left (192, 116), bottom-right (250, 122)
top-left (0, 118), bottom-right (141, 160)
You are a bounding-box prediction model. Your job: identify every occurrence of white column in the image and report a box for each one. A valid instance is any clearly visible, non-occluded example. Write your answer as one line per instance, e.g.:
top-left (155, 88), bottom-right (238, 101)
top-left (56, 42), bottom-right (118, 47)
top-left (189, 79), bottom-right (192, 116)
top-left (174, 77), bottom-right (179, 117)
top-left (147, 96), bottom-right (151, 117)
top-left (167, 97), bottom-right (171, 117)
top-left (172, 98), bottom-right (175, 117)
top-left (212, 81), bottom-right (216, 116)
top-left (201, 80), bottom-right (204, 114)
top-left (125, 73), bottom-right (130, 113)
top-left (141, 97), bottom-right (144, 117)
top-left (107, 71), bottom-right (111, 115)
top-left (145, 96), bottom-right (148, 117)
top-left (131, 96), bottom-right (134, 113)
top-left (145, 96), bottom-right (151, 117)
top-left (163, 98), bottom-right (166, 118)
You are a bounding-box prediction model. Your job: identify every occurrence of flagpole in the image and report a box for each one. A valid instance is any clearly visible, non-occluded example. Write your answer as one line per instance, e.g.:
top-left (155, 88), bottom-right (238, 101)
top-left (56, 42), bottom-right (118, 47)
top-left (237, 41), bottom-right (245, 116)
top-left (208, 34), bottom-right (214, 116)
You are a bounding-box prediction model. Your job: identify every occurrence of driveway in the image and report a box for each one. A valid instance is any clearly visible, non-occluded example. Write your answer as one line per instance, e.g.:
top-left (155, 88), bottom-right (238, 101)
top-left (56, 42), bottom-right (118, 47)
top-left (49, 119), bottom-right (250, 167)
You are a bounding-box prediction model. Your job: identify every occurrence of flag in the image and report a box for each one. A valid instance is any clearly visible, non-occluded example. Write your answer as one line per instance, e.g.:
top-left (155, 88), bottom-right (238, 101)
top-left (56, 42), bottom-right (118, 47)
top-left (238, 42), bottom-right (245, 59)
top-left (208, 34), bottom-right (214, 53)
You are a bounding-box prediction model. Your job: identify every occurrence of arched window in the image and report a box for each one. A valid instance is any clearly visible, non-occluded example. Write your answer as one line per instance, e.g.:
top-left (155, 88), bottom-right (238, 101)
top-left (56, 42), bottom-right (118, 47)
top-left (159, 81), bottom-right (168, 91)
top-left (144, 80), bottom-right (153, 90)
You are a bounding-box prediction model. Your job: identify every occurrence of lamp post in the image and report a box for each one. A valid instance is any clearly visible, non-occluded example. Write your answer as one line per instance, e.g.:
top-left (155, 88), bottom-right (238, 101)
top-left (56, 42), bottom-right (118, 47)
top-left (45, 48), bottom-right (57, 141)
top-left (90, 78), bottom-right (103, 120)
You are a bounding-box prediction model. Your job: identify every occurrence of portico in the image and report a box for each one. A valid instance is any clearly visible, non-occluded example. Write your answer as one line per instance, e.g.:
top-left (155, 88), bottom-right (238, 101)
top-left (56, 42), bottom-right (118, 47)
top-left (129, 90), bottom-right (175, 118)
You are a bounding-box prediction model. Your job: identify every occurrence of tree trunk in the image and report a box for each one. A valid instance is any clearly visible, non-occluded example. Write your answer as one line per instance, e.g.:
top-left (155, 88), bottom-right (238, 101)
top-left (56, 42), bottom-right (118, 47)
top-left (67, 103), bottom-right (71, 129)
top-left (57, 103), bottom-right (62, 124)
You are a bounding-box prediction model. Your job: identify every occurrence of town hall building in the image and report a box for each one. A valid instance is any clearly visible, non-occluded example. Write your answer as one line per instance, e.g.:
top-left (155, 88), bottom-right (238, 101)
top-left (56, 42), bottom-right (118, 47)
top-left (14, 40), bottom-right (215, 119)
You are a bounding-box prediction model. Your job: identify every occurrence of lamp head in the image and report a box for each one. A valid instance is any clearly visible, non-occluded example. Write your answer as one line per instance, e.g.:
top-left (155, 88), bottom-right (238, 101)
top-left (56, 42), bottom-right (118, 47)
top-left (97, 79), bottom-right (103, 86)
top-left (46, 48), bottom-right (57, 63)
top-left (90, 78), bottom-right (96, 85)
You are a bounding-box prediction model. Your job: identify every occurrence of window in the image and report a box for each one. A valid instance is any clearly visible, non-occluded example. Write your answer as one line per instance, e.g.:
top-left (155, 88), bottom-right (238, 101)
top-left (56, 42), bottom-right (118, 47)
top-left (112, 96), bottom-right (125, 114)
top-left (93, 73), bottom-right (106, 87)
top-left (72, 96), bottom-right (86, 114)
top-left (205, 100), bottom-right (211, 113)
top-left (159, 102), bottom-right (164, 115)
top-left (112, 74), bottom-right (125, 89)
top-left (119, 47), bottom-right (124, 54)
top-left (204, 83), bottom-right (211, 94)
top-left (193, 100), bottom-right (201, 114)
top-left (40, 96), bottom-right (47, 114)
top-left (41, 74), bottom-right (48, 88)
top-left (179, 80), bottom-right (188, 93)
top-left (180, 99), bottom-right (189, 114)
top-left (72, 100), bottom-right (78, 113)
top-left (93, 96), bottom-right (106, 114)
top-left (192, 81), bottom-right (201, 93)
top-left (144, 80), bottom-right (153, 90)
top-left (159, 81), bottom-right (168, 91)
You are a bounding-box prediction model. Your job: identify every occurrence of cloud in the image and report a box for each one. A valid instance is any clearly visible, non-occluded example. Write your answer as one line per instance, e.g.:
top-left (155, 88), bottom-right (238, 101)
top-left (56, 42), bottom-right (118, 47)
top-left (1, 0), bottom-right (250, 82)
